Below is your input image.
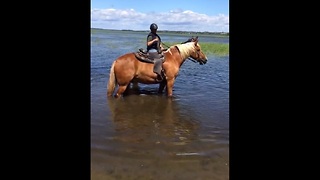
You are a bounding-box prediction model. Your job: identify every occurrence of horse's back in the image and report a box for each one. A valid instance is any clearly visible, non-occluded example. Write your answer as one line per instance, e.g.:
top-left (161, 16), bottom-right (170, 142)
top-left (114, 52), bottom-right (136, 69)
top-left (114, 52), bottom-right (150, 77)
top-left (115, 52), bottom-right (153, 70)
top-left (116, 52), bottom-right (136, 63)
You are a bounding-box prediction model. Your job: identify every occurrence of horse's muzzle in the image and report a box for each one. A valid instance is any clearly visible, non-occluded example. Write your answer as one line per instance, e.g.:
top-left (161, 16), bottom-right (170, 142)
top-left (199, 58), bottom-right (207, 65)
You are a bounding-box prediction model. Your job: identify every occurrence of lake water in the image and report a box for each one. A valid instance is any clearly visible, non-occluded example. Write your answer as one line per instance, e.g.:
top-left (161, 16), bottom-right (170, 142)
top-left (91, 30), bottom-right (229, 180)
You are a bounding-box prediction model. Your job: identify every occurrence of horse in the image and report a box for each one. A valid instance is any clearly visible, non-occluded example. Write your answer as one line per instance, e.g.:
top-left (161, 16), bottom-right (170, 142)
top-left (107, 36), bottom-right (208, 98)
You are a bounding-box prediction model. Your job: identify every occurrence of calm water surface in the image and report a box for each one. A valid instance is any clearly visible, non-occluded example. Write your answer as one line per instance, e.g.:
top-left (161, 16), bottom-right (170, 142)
top-left (91, 30), bottom-right (229, 180)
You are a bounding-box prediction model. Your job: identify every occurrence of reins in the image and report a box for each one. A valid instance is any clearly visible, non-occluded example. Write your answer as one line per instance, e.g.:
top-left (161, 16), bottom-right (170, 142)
top-left (161, 42), bottom-right (171, 48)
top-left (187, 57), bottom-right (197, 63)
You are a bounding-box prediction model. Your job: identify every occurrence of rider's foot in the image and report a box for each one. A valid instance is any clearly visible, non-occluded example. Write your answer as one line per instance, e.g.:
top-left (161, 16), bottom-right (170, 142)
top-left (155, 74), bottom-right (163, 82)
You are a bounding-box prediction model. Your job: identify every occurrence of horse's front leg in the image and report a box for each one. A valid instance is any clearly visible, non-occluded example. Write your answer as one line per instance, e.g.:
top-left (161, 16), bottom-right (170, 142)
top-left (166, 79), bottom-right (175, 97)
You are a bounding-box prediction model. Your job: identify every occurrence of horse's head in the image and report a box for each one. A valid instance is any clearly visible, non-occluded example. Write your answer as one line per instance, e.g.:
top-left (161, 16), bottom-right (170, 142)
top-left (188, 36), bottom-right (207, 65)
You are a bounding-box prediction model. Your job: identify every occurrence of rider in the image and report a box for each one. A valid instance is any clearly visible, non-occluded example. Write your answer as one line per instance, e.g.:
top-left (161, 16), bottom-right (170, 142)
top-left (146, 23), bottom-right (165, 81)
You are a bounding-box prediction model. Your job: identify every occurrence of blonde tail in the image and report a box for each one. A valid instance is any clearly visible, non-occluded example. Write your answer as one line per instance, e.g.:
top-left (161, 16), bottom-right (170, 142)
top-left (107, 62), bottom-right (116, 97)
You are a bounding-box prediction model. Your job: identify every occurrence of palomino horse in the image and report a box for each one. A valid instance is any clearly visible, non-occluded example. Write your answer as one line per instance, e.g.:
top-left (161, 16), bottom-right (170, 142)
top-left (107, 36), bottom-right (207, 98)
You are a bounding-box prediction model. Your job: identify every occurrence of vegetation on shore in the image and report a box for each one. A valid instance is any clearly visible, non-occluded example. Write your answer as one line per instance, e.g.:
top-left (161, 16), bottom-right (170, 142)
top-left (164, 42), bottom-right (229, 56)
top-left (200, 42), bottom-right (229, 56)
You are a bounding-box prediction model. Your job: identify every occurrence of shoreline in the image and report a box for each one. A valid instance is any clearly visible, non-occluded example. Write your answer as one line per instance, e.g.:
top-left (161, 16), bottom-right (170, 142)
top-left (91, 28), bottom-right (229, 37)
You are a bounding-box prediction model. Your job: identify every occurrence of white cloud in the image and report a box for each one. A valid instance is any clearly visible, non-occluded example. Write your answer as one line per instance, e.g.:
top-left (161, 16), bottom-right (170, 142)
top-left (91, 8), bottom-right (229, 32)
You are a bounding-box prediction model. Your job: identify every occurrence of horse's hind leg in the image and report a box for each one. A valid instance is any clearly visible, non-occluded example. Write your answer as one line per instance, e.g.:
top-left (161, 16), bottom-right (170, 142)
top-left (114, 84), bottom-right (128, 98)
top-left (132, 82), bottom-right (139, 90)
top-left (123, 83), bottom-right (138, 96)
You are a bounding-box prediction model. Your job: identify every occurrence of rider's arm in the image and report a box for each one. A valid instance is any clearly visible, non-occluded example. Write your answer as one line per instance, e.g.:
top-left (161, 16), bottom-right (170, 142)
top-left (147, 36), bottom-right (158, 46)
top-left (160, 43), bottom-right (164, 50)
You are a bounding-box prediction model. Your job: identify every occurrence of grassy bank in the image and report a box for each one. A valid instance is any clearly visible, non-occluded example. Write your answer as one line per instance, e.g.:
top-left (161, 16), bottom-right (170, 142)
top-left (200, 42), bottom-right (229, 56)
top-left (165, 42), bottom-right (229, 57)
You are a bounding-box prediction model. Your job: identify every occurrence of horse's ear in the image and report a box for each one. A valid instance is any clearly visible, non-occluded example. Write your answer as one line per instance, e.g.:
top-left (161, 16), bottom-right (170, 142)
top-left (194, 36), bottom-right (199, 45)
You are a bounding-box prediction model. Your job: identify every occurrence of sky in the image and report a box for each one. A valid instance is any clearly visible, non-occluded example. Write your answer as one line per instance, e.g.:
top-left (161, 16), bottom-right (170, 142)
top-left (91, 0), bottom-right (229, 32)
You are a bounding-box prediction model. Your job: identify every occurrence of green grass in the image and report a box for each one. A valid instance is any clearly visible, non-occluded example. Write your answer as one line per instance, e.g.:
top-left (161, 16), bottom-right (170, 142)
top-left (200, 42), bottom-right (229, 56)
top-left (164, 42), bottom-right (229, 57)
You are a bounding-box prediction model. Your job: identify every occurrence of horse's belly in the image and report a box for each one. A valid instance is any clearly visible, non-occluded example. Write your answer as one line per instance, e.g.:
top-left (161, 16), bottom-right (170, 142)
top-left (132, 77), bottom-right (158, 84)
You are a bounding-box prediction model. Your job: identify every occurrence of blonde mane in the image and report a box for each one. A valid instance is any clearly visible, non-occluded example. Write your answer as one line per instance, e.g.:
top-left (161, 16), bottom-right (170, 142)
top-left (175, 42), bottom-right (198, 60)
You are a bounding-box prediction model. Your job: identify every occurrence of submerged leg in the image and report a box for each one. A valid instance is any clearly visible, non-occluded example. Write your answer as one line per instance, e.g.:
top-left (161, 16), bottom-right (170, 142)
top-left (114, 85), bottom-right (128, 98)
top-left (123, 84), bottom-right (132, 95)
top-left (158, 80), bottom-right (167, 94)
top-left (166, 79), bottom-right (175, 97)
top-left (132, 82), bottom-right (139, 90)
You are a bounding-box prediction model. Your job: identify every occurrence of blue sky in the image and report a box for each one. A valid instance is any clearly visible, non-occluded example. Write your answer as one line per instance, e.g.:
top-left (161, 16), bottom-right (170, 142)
top-left (91, 0), bottom-right (229, 32)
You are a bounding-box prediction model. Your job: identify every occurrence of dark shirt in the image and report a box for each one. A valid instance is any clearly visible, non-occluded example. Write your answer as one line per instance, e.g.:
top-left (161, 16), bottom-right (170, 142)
top-left (147, 32), bottom-right (161, 52)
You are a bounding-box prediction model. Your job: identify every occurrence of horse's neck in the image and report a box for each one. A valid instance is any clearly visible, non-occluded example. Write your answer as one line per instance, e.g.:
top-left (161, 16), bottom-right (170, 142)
top-left (174, 43), bottom-right (194, 61)
top-left (165, 46), bottom-right (187, 66)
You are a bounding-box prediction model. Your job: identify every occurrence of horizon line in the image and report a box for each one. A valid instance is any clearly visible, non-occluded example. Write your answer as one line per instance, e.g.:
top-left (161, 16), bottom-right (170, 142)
top-left (91, 27), bottom-right (229, 34)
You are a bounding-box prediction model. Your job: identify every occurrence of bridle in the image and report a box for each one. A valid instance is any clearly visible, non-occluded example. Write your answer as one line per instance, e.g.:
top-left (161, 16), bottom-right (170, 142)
top-left (186, 45), bottom-right (202, 63)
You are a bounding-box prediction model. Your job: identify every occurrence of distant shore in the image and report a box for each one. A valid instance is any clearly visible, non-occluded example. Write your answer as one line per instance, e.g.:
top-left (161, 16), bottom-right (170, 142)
top-left (91, 28), bottom-right (229, 56)
top-left (91, 28), bottom-right (229, 37)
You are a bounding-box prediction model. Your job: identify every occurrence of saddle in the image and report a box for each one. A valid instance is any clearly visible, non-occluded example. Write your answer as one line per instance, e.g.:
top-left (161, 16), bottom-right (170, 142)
top-left (134, 48), bottom-right (166, 82)
top-left (134, 48), bottom-right (164, 63)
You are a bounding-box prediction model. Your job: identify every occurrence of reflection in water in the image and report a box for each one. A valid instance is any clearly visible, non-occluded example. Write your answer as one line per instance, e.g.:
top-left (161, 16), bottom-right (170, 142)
top-left (107, 95), bottom-right (200, 148)
top-left (90, 95), bottom-right (229, 180)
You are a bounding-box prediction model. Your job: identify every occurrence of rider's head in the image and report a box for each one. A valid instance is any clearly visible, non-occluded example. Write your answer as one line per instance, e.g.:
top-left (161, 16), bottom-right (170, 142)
top-left (150, 23), bottom-right (158, 32)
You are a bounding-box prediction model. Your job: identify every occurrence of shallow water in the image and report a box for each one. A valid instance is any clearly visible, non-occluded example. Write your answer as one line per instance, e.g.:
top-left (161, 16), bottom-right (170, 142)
top-left (91, 30), bottom-right (229, 179)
